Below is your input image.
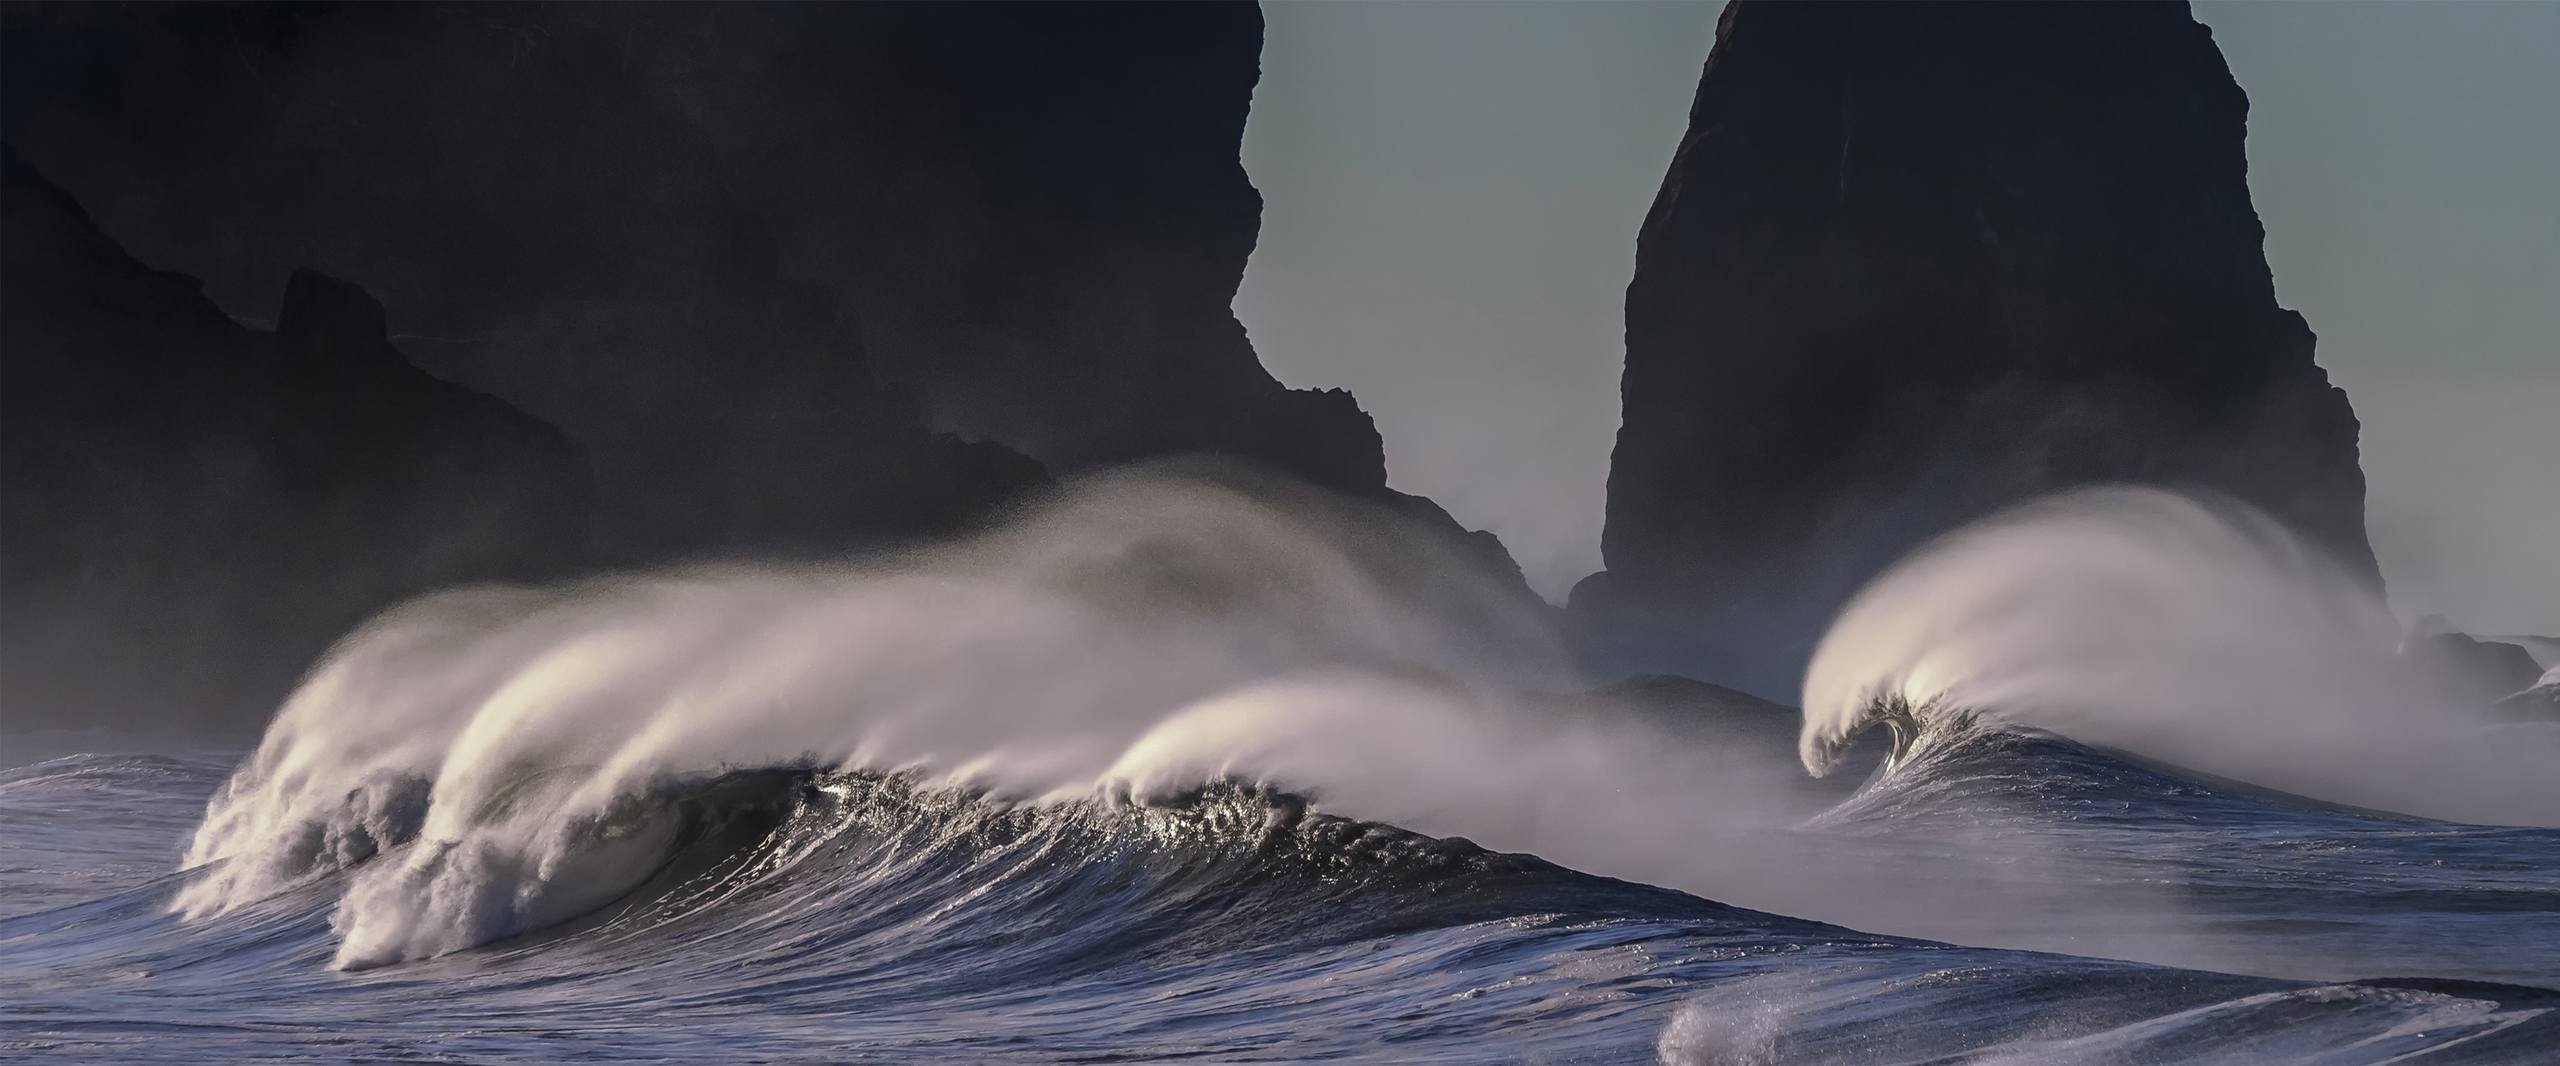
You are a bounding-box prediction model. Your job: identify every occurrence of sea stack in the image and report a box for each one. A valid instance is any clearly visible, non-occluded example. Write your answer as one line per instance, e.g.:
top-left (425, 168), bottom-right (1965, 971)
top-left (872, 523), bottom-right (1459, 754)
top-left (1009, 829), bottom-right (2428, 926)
top-left (1574, 1), bottom-right (2377, 694)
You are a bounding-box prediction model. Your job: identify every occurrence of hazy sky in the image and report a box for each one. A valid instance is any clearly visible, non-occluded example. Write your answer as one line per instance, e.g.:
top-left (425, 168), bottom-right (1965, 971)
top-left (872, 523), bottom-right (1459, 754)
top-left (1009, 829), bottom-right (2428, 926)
top-left (1238, 0), bottom-right (2557, 634)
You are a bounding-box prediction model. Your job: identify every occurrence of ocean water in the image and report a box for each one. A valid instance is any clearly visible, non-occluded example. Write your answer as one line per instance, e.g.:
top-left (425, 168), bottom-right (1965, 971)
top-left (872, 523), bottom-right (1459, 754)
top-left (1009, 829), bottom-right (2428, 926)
top-left (4, 476), bottom-right (2554, 1062)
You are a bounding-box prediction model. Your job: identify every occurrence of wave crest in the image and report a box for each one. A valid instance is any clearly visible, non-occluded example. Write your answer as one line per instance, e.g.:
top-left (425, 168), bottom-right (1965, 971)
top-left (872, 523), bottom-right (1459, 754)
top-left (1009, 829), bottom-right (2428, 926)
top-left (1799, 692), bottom-right (1981, 780)
top-left (171, 470), bottom-right (1585, 964)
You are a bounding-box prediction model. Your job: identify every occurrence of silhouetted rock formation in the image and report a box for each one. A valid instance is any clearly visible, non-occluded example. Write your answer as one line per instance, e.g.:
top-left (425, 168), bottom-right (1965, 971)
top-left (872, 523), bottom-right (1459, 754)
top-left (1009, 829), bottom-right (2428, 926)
top-left (1, 3), bottom-right (1493, 572)
top-left (1575, 1), bottom-right (2377, 695)
top-left (2, 150), bottom-right (593, 730)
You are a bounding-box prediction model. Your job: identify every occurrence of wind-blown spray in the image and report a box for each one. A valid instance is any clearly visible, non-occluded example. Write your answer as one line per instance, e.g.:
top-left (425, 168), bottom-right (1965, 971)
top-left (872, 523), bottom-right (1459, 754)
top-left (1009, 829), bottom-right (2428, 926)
top-left (175, 469), bottom-right (1832, 967)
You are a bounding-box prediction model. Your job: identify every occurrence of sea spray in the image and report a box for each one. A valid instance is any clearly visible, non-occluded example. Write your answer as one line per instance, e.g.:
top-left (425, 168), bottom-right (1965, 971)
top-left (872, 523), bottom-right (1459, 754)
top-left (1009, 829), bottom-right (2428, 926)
top-left (174, 470), bottom-right (1592, 963)
top-left (178, 469), bottom-right (1855, 966)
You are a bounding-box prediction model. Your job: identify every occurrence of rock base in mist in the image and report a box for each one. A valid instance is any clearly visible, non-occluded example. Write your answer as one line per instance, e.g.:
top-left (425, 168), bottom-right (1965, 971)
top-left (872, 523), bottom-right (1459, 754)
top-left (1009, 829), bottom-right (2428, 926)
top-left (2405, 632), bottom-right (2550, 713)
top-left (1577, 674), bottom-right (1883, 793)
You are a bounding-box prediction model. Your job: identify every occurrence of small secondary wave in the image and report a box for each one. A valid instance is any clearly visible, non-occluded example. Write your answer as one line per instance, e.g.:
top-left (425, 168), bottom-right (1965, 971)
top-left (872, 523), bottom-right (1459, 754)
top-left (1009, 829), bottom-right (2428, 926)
top-left (1800, 486), bottom-right (2560, 826)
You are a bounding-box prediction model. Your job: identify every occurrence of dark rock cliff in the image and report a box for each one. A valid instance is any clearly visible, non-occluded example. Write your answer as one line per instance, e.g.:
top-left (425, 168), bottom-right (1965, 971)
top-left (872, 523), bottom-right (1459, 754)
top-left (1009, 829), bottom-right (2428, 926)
top-left (1575, 1), bottom-right (2378, 695)
top-left (1, 3), bottom-right (1543, 728)
top-left (0, 3), bottom-right (1476, 566)
top-left (2, 150), bottom-right (593, 730)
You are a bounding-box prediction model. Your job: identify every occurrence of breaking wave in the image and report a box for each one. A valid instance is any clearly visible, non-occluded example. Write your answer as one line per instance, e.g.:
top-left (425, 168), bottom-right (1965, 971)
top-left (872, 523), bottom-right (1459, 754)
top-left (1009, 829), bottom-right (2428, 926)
top-left (174, 468), bottom-right (1845, 967)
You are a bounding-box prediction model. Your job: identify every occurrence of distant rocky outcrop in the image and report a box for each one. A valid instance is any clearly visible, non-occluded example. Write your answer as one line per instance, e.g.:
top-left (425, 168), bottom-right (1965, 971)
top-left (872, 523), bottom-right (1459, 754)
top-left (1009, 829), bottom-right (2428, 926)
top-left (2495, 667), bottom-right (2560, 720)
top-left (2, 150), bottom-right (593, 730)
top-left (0, 3), bottom-right (1504, 576)
top-left (1574, 1), bottom-right (2378, 694)
top-left (2486, 635), bottom-right (2560, 672)
top-left (2400, 625), bottom-right (2549, 713)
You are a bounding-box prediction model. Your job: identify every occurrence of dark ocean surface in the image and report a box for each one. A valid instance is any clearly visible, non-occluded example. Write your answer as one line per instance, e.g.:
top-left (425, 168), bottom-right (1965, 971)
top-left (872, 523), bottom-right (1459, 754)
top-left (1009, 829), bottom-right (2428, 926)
top-left (5, 723), bottom-right (2554, 1064)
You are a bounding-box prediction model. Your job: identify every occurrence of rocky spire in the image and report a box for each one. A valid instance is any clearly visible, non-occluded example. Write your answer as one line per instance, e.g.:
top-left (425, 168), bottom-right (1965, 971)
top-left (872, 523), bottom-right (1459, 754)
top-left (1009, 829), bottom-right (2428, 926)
top-left (1576, 1), bottom-right (2376, 694)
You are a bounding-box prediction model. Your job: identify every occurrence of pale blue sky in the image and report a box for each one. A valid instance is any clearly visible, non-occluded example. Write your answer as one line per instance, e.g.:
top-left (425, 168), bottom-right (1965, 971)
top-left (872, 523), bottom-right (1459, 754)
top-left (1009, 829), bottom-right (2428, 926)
top-left (1238, 0), bottom-right (2557, 633)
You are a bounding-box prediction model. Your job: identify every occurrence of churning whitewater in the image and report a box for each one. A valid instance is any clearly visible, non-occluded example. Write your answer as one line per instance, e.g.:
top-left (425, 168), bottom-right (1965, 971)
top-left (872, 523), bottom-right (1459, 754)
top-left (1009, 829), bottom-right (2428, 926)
top-left (6, 474), bottom-right (2557, 1062)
